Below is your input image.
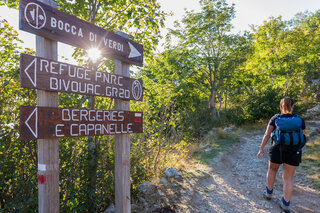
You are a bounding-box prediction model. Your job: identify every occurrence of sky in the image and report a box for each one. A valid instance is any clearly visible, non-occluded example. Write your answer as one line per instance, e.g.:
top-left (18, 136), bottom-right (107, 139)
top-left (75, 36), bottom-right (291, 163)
top-left (227, 0), bottom-right (320, 32)
top-left (1, 0), bottom-right (320, 61)
top-left (159, 0), bottom-right (320, 34)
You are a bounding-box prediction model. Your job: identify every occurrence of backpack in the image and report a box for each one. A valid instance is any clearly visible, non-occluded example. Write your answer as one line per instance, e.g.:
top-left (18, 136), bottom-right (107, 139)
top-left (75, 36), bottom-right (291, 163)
top-left (272, 114), bottom-right (306, 152)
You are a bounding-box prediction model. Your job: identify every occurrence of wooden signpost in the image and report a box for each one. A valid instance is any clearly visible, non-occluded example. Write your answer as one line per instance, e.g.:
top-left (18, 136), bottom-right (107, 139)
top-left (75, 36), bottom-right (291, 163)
top-left (20, 106), bottom-right (143, 140)
top-left (20, 53), bottom-right (143, 101)
top-left (19, 0), bottom-right (143, 66)
top-left (19, 0), bottom-right (143, 212)
top-left (114, 32), bottom-right (131, 213)
top-left (33, 0), bottom-right (59, 212)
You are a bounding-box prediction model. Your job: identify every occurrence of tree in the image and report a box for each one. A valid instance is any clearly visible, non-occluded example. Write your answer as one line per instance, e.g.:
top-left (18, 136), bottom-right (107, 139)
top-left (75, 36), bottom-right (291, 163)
top-left (0, 19), bottom-right (37, 211)
top-left (1, 0), bottom-right (165, 57)
top-left (244, 14), bottom-right (319, 100)
top-left (0, 1), bottom-right (167, 211)
top-left (169, 0), bottom-right (236, 119)
top-left (291, 11), bottom-right (320, 102)
top-left (232, 12), bottom-right (320, 121)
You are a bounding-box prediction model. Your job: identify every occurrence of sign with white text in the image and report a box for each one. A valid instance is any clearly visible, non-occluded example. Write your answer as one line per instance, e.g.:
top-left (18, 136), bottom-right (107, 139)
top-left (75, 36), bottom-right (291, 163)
top-left (19, 0), bottom-right (143, 66)
top-left (20, 106), bottom-right (143, 140)
top-left (20, 54), bottom-right (143, 101)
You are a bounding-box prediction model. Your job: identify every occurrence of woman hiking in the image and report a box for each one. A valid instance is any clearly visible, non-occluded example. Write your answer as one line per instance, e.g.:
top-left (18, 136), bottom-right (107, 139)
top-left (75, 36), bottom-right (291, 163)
top-left (257, 97), bottom-right (306, 213)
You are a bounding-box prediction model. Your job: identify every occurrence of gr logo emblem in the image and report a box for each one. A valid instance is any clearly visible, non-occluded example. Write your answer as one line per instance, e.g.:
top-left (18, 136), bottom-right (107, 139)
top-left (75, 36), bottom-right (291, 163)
top-left (132, 80), bottom-right (142, 100)
top-left (24, 3), bottom-right (46, 29)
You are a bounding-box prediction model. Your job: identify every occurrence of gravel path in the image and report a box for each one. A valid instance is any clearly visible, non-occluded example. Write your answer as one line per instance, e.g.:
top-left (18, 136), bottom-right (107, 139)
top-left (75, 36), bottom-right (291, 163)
top-left (174, 134), bottom-right (320, 213)
top-left (135, 123), bottom-right (320, 213)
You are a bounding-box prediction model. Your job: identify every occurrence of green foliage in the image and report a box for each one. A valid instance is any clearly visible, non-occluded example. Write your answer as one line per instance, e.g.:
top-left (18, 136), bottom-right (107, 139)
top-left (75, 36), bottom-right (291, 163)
top-left (192, 129), bottom-right (239, 165)
top-left (0, 0), bottom-right (18, 9)
top-left (0, 0), bottom-right (167, 211)
top-left (1, 1), bottom-right (320, 211)
top-left (55, 0), bottom-right (165, 57)
top-left (241, 14), bottom-right (320, 103)
top-left (3, 0), bottom-right (165, 56)
top-left (54, 0), bottom-right (166, 211)
top-left (0, 19), bottom-right (37, 211)
top-left (242, 87), bottom-right (283, 122)
top-left (58, 136), bottom-right (115, 212)
top-left (168, 0), bottom-right (254, 122)
top-left (227, 12), bottom-right (320, 123)
top-left (132, 49), bottom-right (191, 176)
top-left (168, 0), bottom-right (237, 118)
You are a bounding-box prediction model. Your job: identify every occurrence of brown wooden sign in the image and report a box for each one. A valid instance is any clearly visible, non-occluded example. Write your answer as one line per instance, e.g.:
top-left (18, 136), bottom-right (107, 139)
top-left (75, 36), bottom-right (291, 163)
top-left (20, 106), bottom-right (143, 140)
top-left (19, 0), bottom-right (143, 66)
top-left (20, 53), bottom-right (143, 101)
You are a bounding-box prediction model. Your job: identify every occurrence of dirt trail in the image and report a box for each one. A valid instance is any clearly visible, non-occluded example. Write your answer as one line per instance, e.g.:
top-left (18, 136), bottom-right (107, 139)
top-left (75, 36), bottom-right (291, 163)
top-left (165, 133), bottom-right (320, 213)
top-left (144, 125), bottom-right (319, 213)
top-left (136, 122), bottom-right (320, 213)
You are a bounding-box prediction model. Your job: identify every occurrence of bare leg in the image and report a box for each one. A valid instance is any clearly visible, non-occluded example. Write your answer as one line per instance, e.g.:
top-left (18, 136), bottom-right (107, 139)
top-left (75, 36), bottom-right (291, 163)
top-left (282, 163), bottom-right (297, 202)
top-left (267, 161), bottom-right (280, 190)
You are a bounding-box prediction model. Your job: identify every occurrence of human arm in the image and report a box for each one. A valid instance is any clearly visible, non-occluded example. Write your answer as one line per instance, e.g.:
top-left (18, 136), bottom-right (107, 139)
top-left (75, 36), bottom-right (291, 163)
top-left (257, 125), bottom-right (274, 159)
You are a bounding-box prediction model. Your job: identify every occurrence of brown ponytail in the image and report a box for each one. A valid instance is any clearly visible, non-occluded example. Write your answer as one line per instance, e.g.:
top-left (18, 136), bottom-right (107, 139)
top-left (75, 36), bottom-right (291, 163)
top-left (280, 97), bottom-right (294, 114)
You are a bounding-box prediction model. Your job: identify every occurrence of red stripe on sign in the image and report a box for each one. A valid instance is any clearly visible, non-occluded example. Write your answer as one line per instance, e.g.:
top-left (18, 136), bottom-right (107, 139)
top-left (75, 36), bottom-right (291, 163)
top-left (38, 174), bottom-right (46, 184)
top-left (134, 118), bottom-right (142, 122)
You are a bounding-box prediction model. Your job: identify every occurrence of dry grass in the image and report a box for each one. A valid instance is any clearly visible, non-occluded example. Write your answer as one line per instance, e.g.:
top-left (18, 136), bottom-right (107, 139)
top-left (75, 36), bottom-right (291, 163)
top-left (234, 121), bottom-right (266, 135)
top-left (301, 135), bottom-right (320, 191)
top-left (172, 123), bottom-right (266, 171)
top-left (189, 128), bottom-right (240, 165)
top-left (152, 123), bottom-right (266, 184)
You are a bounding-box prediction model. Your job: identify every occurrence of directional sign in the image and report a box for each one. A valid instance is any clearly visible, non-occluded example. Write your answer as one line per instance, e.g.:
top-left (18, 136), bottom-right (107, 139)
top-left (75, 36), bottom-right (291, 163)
top-left (20, 53), bottom-right (143, 101)
top-left (19, 0), bottom-right (143, 66)
top-left (20, 106), bottom-right (143, 140)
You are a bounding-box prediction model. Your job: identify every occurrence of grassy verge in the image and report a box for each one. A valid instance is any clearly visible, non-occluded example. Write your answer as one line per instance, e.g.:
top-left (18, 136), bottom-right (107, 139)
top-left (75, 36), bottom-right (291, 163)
top-left (152, 122), bottom-right (267, 182)
top-left (301, 135), bottom-right (320, 192)
top-left (190, 123), bottom-right (265, 165)
top-left (191, 130), bottom-right (239, 165)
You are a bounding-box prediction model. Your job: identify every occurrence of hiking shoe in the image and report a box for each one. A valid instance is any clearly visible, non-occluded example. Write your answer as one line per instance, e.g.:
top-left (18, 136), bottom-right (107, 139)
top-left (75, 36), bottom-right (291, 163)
top-left (280, 201), bottom-right (290, 213)
top-left (263, 191), bottom-right (272, 200)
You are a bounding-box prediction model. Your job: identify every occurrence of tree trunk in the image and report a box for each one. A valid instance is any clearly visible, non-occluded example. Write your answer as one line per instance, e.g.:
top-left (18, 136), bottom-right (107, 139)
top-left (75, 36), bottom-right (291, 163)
top-left (87, 135), bottom-right (98, 213)
top-left (224, 89), bottom-right (228, 119)
top-left (87, 63), bottom-right (98, 212)
top-left (218, 91), bottom-right (223, 118)
top-left (210, 90), bottom-right (217, 119)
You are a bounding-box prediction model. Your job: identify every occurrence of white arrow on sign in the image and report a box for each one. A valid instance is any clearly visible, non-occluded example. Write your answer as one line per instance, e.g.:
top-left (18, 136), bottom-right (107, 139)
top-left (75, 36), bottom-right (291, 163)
top-left (128, 42), bottom-right (142, 58)
top-left (25, 107), bottom-right (38, 138)
top-left (24, 58), bottom-right (37, 87)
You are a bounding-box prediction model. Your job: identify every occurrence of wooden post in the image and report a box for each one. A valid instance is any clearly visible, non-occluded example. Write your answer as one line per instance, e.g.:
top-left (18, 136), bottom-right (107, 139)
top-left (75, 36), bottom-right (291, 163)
top-left (36, 0), bottom-right (59, 212)
top-left (114, 32), bottom-right (131, 213)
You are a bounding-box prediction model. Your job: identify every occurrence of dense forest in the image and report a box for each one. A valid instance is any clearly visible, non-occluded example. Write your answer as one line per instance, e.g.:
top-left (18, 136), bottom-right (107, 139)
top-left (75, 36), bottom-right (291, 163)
top-left (0, 0), bottom-right (319, 211)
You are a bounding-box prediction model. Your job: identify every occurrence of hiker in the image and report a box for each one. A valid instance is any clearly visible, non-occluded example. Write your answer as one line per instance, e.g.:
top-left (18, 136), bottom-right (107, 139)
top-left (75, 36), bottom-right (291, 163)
top-left (257, 97), bottom-right (306, 213)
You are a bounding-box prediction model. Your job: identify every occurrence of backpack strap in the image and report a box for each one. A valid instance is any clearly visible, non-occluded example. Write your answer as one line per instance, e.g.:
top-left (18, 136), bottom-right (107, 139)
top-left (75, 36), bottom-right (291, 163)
top-left (296, 115), bottom-right (303, 128)
top-left (296, 115), bottom-right (304, 149)
top-left (275, 114), bottom-right (281, 131)
top-left (289, 132), bottom-right (294, 146)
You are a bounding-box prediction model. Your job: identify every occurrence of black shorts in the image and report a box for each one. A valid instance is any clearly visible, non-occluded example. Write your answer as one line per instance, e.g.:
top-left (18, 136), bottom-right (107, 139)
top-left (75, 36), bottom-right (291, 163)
top-left (269, 145), bottom-right (302, 166)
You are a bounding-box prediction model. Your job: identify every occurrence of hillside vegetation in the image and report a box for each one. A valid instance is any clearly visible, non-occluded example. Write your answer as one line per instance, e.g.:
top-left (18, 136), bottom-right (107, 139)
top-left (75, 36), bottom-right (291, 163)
top-left (0, 0), bottom-right (320, 212)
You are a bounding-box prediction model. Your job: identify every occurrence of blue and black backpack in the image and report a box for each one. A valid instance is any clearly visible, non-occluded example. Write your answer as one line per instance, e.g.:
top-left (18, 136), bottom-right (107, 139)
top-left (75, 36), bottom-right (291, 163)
top-left (272, 114), bottom-right (306, 152)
